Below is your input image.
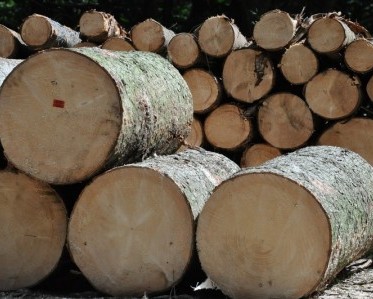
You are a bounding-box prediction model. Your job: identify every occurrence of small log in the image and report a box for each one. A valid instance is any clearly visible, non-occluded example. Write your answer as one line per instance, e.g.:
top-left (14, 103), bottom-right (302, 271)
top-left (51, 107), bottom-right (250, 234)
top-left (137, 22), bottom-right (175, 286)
top-left (366, 74), bottom-right (373, 102)
top-left (182, 68), bottom-right (222, 114)
top-left (344, 38), bottom-right (373, 73)
top-left (204, 103), bottom-right (253, 151)
top-left (240, 143), bottom-right (282, 168)
top-left (0, 25), bottom-right (28, 58)
top-left (197, 145), bottom-right (373, 299)
top-left (317, 117), bottom-right (373, 166)
top-left (101, 36), bottom-right (135, 51)
top-left (20, 13), bottom-right (81, 50)
top-left (0, 58), bottom-right (22, 86)
top-left (258, 92), bottom-right (314, 150)
top-left (197, 15), bottom-right (249, 58)
top-left (222, 48), bottom-right (275, 103)
top-left (0, 170), bottom-right (67, 290)
top-left (167, 33), bottom-right (201, 69)
top-left (72, 41), bottom-right (97, 48)
top-left (279, 41), bottom-right (319, 84)
top-left (253, 10), bottom-right (298, 51)
top-left (79, 9), bottom-right (124, 43)
top-left (0, 48), bottom-right (192, 184)
top-left (178, 117), bottom-right (205, 151)
top-left (68, 149), bottom-right (239, 296)
top-left (307, 15), bottom-right (356, 54)
top-left (130, 18), bottom-right (175, 53)
top-left (304, 68), bottom-right (361, 120)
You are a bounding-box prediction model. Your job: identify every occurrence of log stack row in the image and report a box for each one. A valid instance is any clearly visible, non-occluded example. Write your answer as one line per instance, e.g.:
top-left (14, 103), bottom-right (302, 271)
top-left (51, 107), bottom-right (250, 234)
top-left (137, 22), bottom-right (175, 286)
top-left (1, 8), bottom-right (373, 299)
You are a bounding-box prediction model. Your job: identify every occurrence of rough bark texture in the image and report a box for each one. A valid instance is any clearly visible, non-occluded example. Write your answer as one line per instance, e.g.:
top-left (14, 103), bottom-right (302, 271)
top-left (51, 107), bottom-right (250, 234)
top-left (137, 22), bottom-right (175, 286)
top-left (0, 48), bottom-right (193, 184)
top-left (0, 58), bottom-right (22, 86)
top-left (197, 145), bottom-right (373, 299)
top-left (67, 148), bottom-right (239, 296)
top-left (20, 13), bottom-right (81, 50)
top-left (0, 169), bottom-right (67, 291)
top-left (79, 10), bottom-right (125, 43)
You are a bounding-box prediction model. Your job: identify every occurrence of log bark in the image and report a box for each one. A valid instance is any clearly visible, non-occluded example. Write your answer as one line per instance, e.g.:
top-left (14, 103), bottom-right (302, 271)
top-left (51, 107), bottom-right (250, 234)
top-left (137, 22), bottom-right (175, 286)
top-left (20, 14), bottom-right (81, 50)
top-left (279, 41), bottom-right (319, 85)
top-left (130, 18), bottom-right (175, 53)
top-left (304, 68), bottom-right (361, 120)
top-left (0, 170), bottom-right (67, 290)
top-left (0, 25), bottom-right (28, 58)
top-left (317, 117), bottom-right (373, 166)
top-left (344, 38), bottom-right (373, 73)
top-left (182, 68), bottom-right (222, 114)
top-left (79, 9), bottom-right (125, 43)
top-left (197, 145), bottom-right (373, 299)
top-left (258, 92), bottom-right (314, 150)
top-left (167, 33), bottom-right (201, 69)
top-left (253, 9), bottom-right (298, 51)
top-left (240, 143), bottom-right (282, 168)
top-left (0, 48), bottom-right (193, 184)
top-left (307, 15), bottom-right (356, 54)
top-left (67, 148), bottom-right (239, 296)
top-left (196, 15), bottom-right (250, 58)
top-left (204, 103), bottom-right (253, 151)
top-left (222, 48), bottom-right (275, 103)
top-left (178, 117), bottom-right (205, 151)
top-left (0, 58), bottom-right (22, 86)
top-left (101, 36), bottom-right (135, 51)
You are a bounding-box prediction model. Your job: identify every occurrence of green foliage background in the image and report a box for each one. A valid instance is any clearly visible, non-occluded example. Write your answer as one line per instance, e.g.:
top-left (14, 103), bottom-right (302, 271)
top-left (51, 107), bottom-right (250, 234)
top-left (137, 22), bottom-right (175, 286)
top-left (0, 0), bottom-right (372, 36)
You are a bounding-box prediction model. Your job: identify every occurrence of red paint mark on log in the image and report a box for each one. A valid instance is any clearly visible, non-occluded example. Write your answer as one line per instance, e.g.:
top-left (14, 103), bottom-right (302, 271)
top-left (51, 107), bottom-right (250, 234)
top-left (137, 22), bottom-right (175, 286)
top-left (53, 99), bottom-right (65, 108)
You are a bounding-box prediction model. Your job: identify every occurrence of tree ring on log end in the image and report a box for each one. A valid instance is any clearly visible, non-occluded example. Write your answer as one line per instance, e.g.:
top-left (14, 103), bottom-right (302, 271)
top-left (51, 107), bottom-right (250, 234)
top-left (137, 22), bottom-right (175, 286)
top-left (79, 11), bottom-right (106, 38)
top-left (167, 33), bottom-right (200, 69)
top-left (131, 19), bottom-right (165, 52)
top-left (20, 14), bottom-right (52, 48)
top-left (68, 167), bottom-right (194, 296)
top-left (197, 172), bottom-right (330, 299)
top-left (0, 25), bottom-right (17, 58)
top-left (0, 49), bottom-right (122, 184)
top-left (344, 39), bottom-right (373, 73)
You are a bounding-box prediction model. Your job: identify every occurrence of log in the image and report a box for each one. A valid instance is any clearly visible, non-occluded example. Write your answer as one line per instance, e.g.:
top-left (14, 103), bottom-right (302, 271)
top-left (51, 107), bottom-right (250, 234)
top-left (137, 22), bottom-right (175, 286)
top-left (178, 117), bottom-right (204, 151)
top-left (304, 68), bottom-right (361, 120)
top-left (317, 117), bottom-right (373, 166)
top-left (240, 143), bottom-right (282, 168)
top-left (67, 148), bottom-right (240, 296)
top-left (344, 38), bottom-right (373, 73)
top-left (101, 36), bottom-right (135, 51)
top-left (204, 103), bottom-right (253, 151)
top-left (79, 10), bottom-right (124, 43)
top-left (130, 18), bottom-right (175, 53)
top-left (258, 92), bottom-right (314, 149)
top-left (0, 58), bottom-right (22, 86)
top-left (253, 10), bottom-right (298, 51)
top-left (0, 25), bottom-right (28, 58)
top-left (279, 41), bottom-right (319, 84)
top-left (197, 15), bottom-right (249, 58)
top-left (72, 41), bottom-right (97, 48)
top-left (167, 33), bottom-right (201, 69)
top-left (0, 48), bottom-right (193, 184)
top-left (20, 13), bottom-right (81, 50)
top-left (307, 15), bottom-right (356, 54)
top-left (182, 68), bottom-right (222, 114)
top-left (0, 170), bottom-right (67, 290)
top-left (197, 145), bottom-right (373, 299)
top-left (222, 48), bottom-right (275, 103)
top-left (366, 74), bottom-right (373, 102)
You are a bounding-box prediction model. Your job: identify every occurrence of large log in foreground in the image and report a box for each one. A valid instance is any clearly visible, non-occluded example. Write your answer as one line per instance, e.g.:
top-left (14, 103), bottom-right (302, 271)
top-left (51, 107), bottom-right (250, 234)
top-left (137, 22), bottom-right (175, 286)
top-left (197, 146), bottom-right (373, 299)
top-left (0, 48), bottom-right (193, 184)
top-left (68, 149), bottom-right (239, 296)
top-left (0, 170), bottom-right (67, 291)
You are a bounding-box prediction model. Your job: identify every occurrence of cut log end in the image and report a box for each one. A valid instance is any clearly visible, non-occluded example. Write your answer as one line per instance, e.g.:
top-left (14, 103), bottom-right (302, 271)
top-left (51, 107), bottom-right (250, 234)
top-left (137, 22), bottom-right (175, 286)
top-left (178, 117), bottom-right (204, 151)
top-left (344, 38), bottom-right (373, 73)
top-left (204, 104), bottom-right (253, 151)
top-left (258, 93), bottom-right (314, 149)
top-left (102, 37), bottom-right (135, 51)
top-left (68, 167), bottom-right (194, 296)
top-left (305, 69), bottom-right (361, 120)
top-left (366, 74), bottom-right (373, 102)
top-left (0, 25), bottom-right (18, 58)
top-left (167, 33), bottom-right (200, 69)
top-left (222, 49), bottom-right (275, 103)
top-left (0, 170), bottom-right (67, 291)
top-left (253, 10), bottom-right (297, 51)
top-left (21, 14), bottom-right (52, 48)
top-left (197, 172), bottom-right (330, 299)
top-left (240, 143), bottom-right (281, 168)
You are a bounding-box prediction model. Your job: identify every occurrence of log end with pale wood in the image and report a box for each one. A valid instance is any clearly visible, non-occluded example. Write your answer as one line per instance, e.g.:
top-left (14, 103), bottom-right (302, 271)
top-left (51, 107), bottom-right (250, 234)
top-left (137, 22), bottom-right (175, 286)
top-left (0, 25), bottom-right (24, 58)
top-left (344, 38), bottom-right (373, 73)
top-left (0, 170), bottom-right (67, 291)
top-left (0, 48), bottom-right (192, 184)
top-left (258, 92), bottom-right (314, 149)
top-left (178, 117), bottom-right (204, 152)
top-left (304, 68), bottom-right (361, 120)
top-left (222, 48), bottom-right (275, 103)
top-left (197, 146), bottom-right (373, 299)
top-left (167, 33), bottom-right (201, 69)
top-left (240, 143), bottom-right (281, 168)
top-left (68, 149), bottom-right (239, 296)
top-left (253, 9), bottom-right (297, 51)
top-left (101, 37), bottom-right (135, 51)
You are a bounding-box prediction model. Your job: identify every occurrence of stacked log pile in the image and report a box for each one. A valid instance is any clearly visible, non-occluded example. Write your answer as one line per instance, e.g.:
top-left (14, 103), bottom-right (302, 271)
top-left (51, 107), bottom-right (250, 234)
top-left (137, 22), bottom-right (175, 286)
top-left (0, 7), bottom-right (373, 299)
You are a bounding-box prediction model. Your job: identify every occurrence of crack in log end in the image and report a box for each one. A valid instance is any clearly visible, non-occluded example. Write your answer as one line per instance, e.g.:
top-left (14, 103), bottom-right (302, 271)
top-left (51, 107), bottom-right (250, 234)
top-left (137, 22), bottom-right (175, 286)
top-left (254, 53), bottom-right (268, 87)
